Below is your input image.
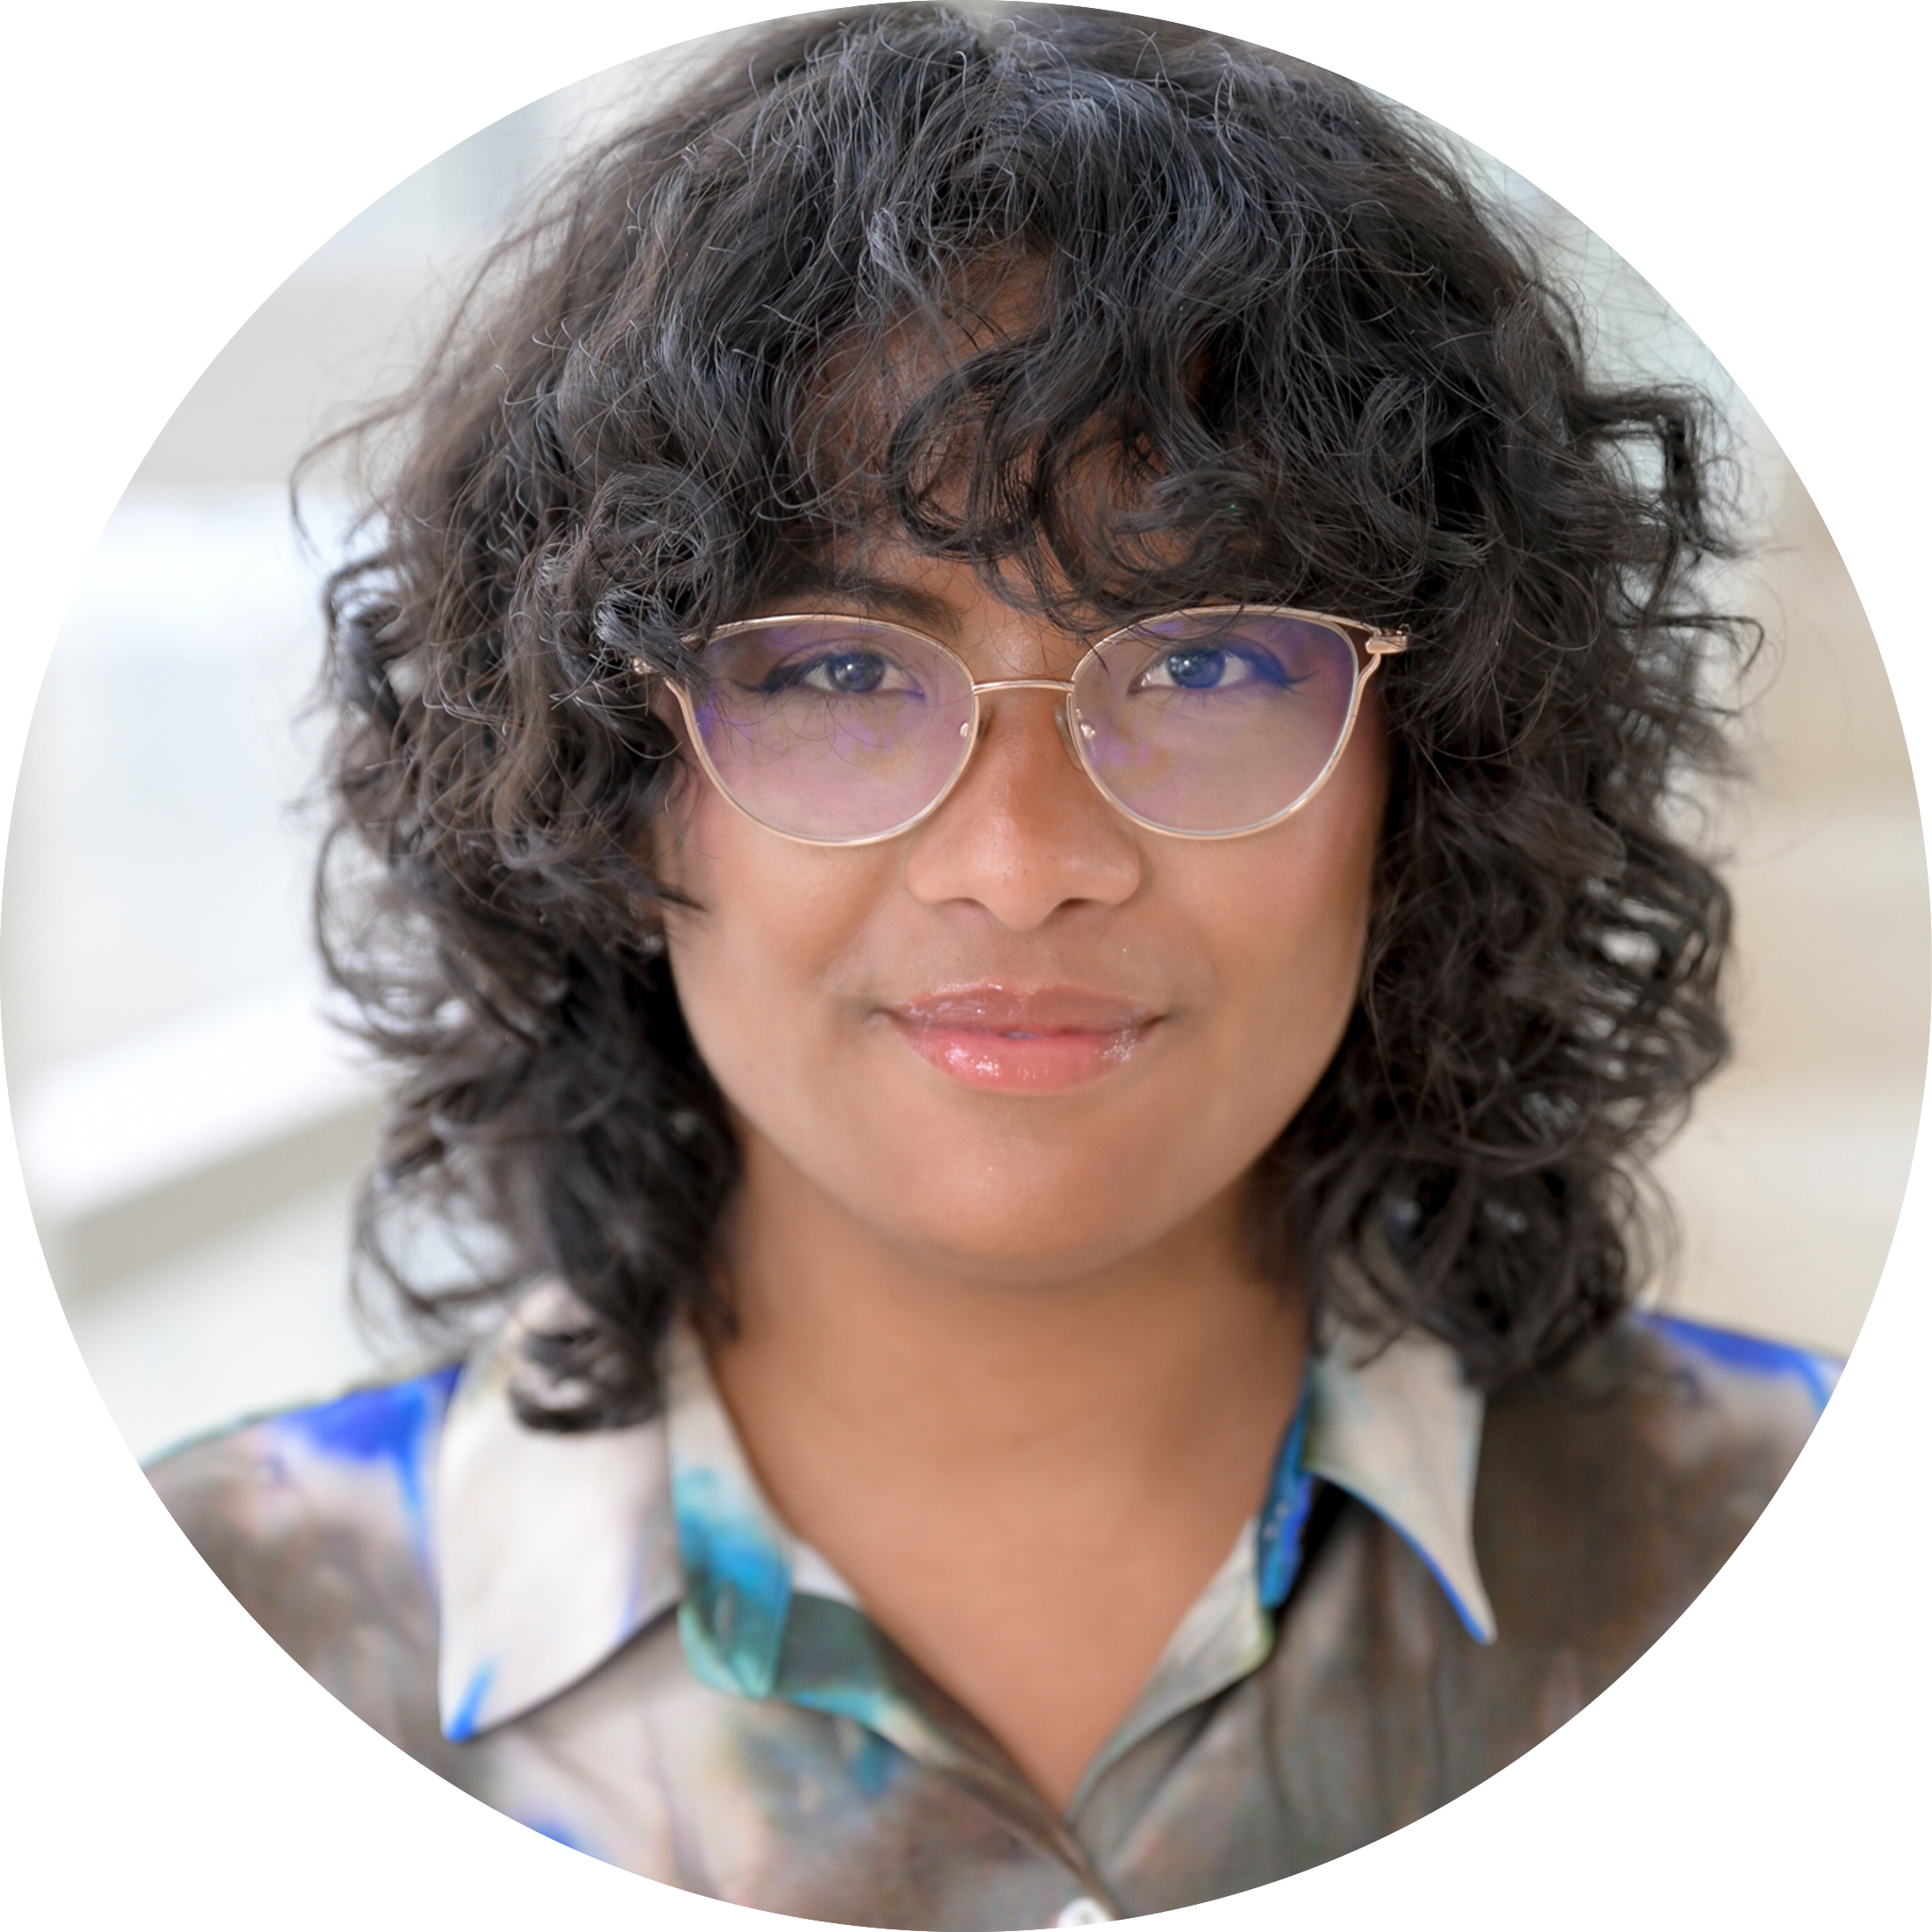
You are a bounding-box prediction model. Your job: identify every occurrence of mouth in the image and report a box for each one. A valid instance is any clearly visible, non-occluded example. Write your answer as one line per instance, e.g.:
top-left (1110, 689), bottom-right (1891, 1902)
top-left (883, 986), bottom-right (1161, 1093)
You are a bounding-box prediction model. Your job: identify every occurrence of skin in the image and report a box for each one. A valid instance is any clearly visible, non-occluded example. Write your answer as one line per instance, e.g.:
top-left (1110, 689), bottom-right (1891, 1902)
top-left (653, 545), bottom-right (1389, 1812)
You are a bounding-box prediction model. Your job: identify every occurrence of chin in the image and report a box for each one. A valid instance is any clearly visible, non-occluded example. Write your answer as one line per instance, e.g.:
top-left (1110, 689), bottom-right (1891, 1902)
top-left (871, 1200), bottom-right (1181, 1284)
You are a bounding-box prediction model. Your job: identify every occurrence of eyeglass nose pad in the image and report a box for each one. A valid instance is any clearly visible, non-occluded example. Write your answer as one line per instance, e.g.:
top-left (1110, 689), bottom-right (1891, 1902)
top-left (1052, 701), bottom-right (1093, 774)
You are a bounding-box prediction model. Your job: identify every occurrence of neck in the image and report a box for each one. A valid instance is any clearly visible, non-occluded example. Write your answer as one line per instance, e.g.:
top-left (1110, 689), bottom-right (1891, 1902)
top-left (704, 1119), bottom-right (1307, 1813)
top-left (711, 1118), bottom-right (1304, 1475)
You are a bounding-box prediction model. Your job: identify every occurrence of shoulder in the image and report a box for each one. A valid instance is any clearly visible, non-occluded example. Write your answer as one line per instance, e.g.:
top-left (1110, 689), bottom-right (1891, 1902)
top-left (1630, 1314), bottom-right (1932, 1522)
top-left (39, 1367), bottom-right (477, 1924)
top-left (1476, 1314), bottom-right (1916, 1537)
top-left (64, 1359), bottom-right (463, 1777)
top-left (1473, 1311), bottom-right (1837, 1654)
top-left (0, 1529), bottom-right (157, 1924)
top-left (64, 1359), bottom-right (463, 1615)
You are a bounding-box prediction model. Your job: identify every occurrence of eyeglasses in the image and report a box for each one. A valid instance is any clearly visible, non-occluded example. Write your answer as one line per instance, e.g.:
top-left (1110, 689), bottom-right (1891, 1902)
top-left (659, 604), bottom-right (1407, 845)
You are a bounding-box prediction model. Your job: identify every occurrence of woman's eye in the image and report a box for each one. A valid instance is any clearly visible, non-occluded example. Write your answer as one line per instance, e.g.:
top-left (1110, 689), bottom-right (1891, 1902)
top-left (810, 652), bottom-right (892, 695)
top-left (759, 651), bottom-right (916, 696)
top-left (1134, 645), bottom-right (1291, 693)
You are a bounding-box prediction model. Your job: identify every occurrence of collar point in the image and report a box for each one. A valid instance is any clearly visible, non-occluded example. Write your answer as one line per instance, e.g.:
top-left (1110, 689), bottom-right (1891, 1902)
top-left (441, 1659), bottom-right (498, 1743)
top-left (1447, 1584), bottom-right (1499, 1646)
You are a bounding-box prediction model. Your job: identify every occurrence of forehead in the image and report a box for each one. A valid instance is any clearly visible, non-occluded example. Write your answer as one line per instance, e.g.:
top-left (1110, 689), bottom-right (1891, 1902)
top-left (749, 546), bottom-right (1104, 679)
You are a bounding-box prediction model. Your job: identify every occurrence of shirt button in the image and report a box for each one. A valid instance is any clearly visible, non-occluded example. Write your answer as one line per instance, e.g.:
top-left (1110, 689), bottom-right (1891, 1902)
top-left (1056, 1900), bottom-right (1113, 1926)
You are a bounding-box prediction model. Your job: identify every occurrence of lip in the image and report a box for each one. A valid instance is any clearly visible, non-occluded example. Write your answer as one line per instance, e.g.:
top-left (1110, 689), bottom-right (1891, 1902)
top-left (885, 985), bottom-right (1161, 1093)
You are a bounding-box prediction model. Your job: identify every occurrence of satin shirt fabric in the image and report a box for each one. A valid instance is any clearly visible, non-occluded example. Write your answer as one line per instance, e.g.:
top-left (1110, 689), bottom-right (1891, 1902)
top-left (147, 1308), bottom-right (1833, 1927)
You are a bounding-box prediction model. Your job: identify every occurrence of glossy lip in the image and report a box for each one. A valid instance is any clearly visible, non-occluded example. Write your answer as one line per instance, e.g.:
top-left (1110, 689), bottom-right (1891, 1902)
top-left (884, 985), bottom-right (1162, 1094)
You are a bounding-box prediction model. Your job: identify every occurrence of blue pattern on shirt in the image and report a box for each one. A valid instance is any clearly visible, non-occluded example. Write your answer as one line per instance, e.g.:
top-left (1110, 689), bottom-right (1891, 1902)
top-left (269, 1363), bottom-right (460, 1559)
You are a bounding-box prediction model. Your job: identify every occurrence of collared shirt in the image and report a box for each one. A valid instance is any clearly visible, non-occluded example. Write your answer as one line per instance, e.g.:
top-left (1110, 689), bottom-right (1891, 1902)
top-left (150, 1304), bottom-right (1834, 1927)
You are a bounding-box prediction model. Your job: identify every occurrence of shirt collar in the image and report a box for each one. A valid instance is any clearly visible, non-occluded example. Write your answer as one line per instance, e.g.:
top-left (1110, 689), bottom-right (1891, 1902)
top-left (437, 1299), bottom-right (1494, 1742)
top-left (1305, 1326), bottom-right (1496, 1643)
top-left (434, 1293), bottom-right (682, 1741)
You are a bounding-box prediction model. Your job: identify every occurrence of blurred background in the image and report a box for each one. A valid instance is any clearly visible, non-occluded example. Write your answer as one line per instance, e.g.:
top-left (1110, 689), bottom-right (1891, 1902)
top-left (4, 34), bottom-right (1923, 1463)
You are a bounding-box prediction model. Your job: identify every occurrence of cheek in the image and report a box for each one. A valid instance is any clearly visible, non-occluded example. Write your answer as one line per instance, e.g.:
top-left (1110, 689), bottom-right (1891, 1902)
top-left (1176, 724), bottom-right (1387, 1096)
top-left (652, 774), bottom-right (884, 1089)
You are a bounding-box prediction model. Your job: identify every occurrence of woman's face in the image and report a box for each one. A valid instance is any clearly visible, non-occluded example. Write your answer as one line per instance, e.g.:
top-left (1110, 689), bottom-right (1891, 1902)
top-left (654, 545), bottom-right (1390, 1284)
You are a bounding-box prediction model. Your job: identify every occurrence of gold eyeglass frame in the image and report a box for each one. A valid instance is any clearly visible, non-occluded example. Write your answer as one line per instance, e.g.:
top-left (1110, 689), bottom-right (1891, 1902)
top-left (654, 603), bottom-right (1408, 847)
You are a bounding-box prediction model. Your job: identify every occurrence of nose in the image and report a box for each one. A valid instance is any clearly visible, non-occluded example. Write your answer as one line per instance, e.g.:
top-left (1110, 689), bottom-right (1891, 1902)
top-left (902, 688), bottom-right (1143, 928)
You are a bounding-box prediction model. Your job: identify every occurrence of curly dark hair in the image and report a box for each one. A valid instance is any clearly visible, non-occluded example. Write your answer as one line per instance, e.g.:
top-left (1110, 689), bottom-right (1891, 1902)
top-left (315, 4), bottom-right (1746, 1428)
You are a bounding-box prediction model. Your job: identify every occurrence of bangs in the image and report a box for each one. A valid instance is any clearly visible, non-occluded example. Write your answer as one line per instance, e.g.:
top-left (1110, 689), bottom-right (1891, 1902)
top-left (553, 12), bottom-right (1492, 651)
top-left (768, 264), bottom-right (1259, 627)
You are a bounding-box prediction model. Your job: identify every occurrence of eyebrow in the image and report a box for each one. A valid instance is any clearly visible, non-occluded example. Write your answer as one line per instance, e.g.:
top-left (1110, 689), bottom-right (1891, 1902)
top-left (757, 563), bottom-right (963, 636)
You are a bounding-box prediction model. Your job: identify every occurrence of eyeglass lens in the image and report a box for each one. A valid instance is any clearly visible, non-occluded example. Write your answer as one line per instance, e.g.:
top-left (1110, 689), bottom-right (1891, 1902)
top-left (686, 610), bottom-right (1361, 841)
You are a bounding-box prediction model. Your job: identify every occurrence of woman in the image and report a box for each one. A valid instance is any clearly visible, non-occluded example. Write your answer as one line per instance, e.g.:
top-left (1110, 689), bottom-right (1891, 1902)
top-left (151, 9), bottom-right (1835, 1923)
